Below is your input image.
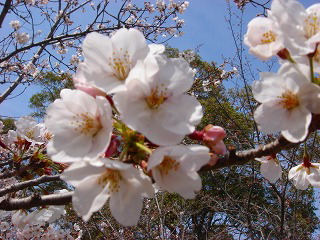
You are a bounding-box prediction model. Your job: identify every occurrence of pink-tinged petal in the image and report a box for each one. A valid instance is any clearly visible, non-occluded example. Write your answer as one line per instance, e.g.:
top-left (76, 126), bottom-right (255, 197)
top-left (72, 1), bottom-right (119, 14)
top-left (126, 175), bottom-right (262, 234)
top-left (211, 141), bottom-right (227, 155)
top-left (74, 64), bottom-right (107, 97)
top-left (72, 174), bottom-right (110, 222)
top-left (208, 154), bottom-right (219, 166)
top-left (260, 160), bottom-right (282, 183)
top-left (203, 126), bottom-right (226, 142)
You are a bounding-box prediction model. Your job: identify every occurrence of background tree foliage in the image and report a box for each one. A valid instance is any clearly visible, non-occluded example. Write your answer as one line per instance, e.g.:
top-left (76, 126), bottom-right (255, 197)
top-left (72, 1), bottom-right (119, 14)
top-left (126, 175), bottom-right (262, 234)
top-left (24, 46), bottom-right (319, 239)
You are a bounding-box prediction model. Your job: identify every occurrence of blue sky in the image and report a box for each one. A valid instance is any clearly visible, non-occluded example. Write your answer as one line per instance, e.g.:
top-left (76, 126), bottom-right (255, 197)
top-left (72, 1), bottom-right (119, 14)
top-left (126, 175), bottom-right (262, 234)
top-left (0, 0), bottom-right (248, 118)
top-left (0, 0), bottom-right (318, 118)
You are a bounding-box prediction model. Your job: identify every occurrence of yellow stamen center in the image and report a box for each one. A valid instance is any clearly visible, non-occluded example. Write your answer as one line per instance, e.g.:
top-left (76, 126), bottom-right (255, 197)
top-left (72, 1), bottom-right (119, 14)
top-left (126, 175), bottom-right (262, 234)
top-left (304, 14), bottom-right (320, 39)
top-left (97, 169), bottom-right (122, 193)
top-left (279, 90), bottom-right (299, 110)
top-left (158, 156), bottom-right (180, 175)
top-left (25, 129), bottom-right (35, 139)
top-left (108, 48), bottom-right (131, 81)
top-left (71, 112), bottom-right (102, 136)
top-left (43, 132), bottom-right (53, 141)
top-left (260, 31), bottom-right (276, 44)
top-left (146, 85), bottom-right (168, 109)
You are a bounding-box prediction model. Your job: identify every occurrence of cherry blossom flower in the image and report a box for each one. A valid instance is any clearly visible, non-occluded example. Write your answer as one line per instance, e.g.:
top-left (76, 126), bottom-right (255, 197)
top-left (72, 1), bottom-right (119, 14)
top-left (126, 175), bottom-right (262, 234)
top-left (14, 32), bottom-right (29, 44)
top-left (244, 15), bottom-right (284, 60)
top-left (289, 162), bottom-right (320, 190)
top-left (12, 210), bottom-right (38, 229)
top-left (9, 20), bottom-right (20, 30)
top-left (11, 116), bottom-right (45, 144)
top-left (45, 89), bottom-right (112, 163)
top-left (147, 145), bottom-right (210, 199)
top-left (114, 54), bottom-right (203, 146)
top-left (61, 158), bottom-right (154, 225)
top-left (253, 63), bottom-right (320, 142)
top-left (271, 0), bottom-right (320, 56)
top-left (73, 66), bottom-right (107, 97)
top-left (255, 155), bottom-right (282, 183)
top-left (32, 205), bottom-right (66, 225)
top-left (77, 28), bottom-right (151, 94)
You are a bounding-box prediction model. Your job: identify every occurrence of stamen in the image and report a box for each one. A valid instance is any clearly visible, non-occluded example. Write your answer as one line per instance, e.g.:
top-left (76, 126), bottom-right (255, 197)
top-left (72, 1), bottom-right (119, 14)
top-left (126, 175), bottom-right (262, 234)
top-left (71, 112), bottom-right (102, 136)
top-left (158, 156), bottom-right (180, 175)
top-left (260, 31), bottom-right (276, 44)
top-left (146, 85), bottom-right (168, 109)
top-left (97, 169), bottom-right (122, 193)
top-left (305, 14), bottom-right (320, 39)
top-left (108, 49), bottom-right (131, 81)
top-left (279, 90), bottom-right (299, 110)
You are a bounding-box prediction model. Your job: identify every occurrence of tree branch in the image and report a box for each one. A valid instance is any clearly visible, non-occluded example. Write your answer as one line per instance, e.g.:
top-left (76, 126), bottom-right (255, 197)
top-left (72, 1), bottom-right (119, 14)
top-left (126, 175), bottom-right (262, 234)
top-left (202, 114), bottom-right (320, 171)
top-left (0, 0), bottom-right (12, 28)
top-left (0, 192), bottom-right (72, 210)
top-left (0, 175), bottom-right (61, 197)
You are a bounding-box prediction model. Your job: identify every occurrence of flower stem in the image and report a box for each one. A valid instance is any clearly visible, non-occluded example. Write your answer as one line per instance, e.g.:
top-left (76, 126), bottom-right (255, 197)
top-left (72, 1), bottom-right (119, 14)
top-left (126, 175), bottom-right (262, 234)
top-left (135, 142), bottom-right (152, 155)
top-left (309, 57), bottom-right (316, 83)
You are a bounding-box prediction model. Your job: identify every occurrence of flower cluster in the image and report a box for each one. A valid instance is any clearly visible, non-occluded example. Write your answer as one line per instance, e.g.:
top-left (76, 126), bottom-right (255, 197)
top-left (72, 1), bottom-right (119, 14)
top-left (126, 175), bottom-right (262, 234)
top-left (245, 0), bottom-right (320, 189)
top-left (44, 28), bottom-right (214, 226)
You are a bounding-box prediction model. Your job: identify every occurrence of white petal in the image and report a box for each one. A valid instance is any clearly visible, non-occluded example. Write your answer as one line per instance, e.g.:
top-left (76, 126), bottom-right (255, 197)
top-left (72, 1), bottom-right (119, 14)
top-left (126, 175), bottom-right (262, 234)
top-left (254, 100), bottom-right (289, 134)
top-left (307, 167), bottom-right (320, 188)
top-left (160, 94), bottom-right (203, 135)
top-left (179, 145), bottom-right (211, 172)
top-left (160, 169), bottom-right (201, 199)
top-left (281, 108), bottom-right (311, 143)
top-left (289, 166), bottom-right (309, 190)
top-left (109, 182), bottom-right (143, 226)
top-left (61, 161), bottom-right (105, 187)
top-left (252, 73), bottom-right (284, 103)
top-left (82, 32), bottom-right (113, 67)
top-left (72, 174), bottom-right (110, 222)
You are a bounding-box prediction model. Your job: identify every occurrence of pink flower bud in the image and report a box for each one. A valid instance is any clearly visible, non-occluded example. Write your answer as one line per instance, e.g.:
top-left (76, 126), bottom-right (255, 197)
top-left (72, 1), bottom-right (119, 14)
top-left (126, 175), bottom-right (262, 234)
top-left (203, 125), bottom-right (226, 142)
top-left (104, 135), bottom-right (120, 157)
